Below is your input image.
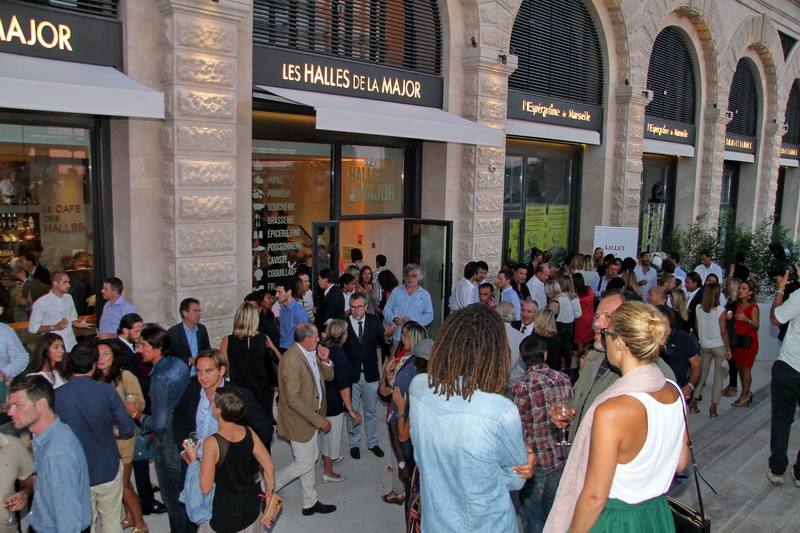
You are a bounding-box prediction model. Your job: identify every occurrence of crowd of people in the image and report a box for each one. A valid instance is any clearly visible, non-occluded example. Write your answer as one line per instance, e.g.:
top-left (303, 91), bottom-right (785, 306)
top-left (3, 243), bottom-right (800, 533)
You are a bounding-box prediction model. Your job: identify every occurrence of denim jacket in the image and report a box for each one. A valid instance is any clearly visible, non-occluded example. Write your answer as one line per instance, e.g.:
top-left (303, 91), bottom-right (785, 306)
top-left (409, 374), bottom-right (527, 532)
top-left (141, 356), bottom-right (189, 438)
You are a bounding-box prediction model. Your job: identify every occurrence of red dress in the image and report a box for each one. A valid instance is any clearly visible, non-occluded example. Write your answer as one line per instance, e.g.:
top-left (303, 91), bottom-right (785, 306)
top-left (573, 291), bottom-right (596, 344)
top-left (732, 302), bottom-right (759, 368)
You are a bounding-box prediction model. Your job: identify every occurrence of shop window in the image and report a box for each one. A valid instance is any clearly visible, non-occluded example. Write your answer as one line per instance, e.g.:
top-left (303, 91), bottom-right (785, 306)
top-left (252, 140), bottom-right (331, 290)
top-left (509, 0), bottom-right (604, 107)
top-left (253, 0), bottom-right (442, 75)
top-left (340, 145), bottom-right (404, 217)
top-left (0, 123), bottom-right (96, 321)
top-left (503, 141), bottom-right (579, 264)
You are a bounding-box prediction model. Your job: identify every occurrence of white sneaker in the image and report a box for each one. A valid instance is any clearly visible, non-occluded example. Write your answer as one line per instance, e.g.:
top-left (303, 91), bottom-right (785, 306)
top-left (322, 474), bottom-right (348, 483)
top-left (766, 469), bottom-right (785, 485)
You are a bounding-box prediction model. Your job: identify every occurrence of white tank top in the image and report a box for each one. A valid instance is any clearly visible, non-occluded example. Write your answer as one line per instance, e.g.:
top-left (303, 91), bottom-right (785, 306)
top-left (608, 382), bottom-right (686, 504)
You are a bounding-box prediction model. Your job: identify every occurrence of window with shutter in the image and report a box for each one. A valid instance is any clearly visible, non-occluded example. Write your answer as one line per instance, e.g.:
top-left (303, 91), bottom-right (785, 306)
top-left (645, 28), bottom-right (697, 125)
top-left (253, 0), bottom-right (442, 76)
top-left (727, 59), bottom-right (759, 137)
top-left (784, 81), bottom-right (800, 146)
top-left (508, 0), bottom-right (604, 107)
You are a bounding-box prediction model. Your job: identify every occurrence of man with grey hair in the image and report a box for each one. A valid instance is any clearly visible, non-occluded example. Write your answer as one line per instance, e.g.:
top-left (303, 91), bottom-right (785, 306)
top-left (512, 300), bottom-right (537, 337)
top-left (275, 323), bottom-right (337, 515)
top-left (383, 264), bottom-right (434, 346)
top-left (497, 302), bottom-right (528, 391)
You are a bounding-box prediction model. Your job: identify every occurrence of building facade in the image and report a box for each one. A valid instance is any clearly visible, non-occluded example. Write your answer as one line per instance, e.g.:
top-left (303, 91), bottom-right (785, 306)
top-left (1, 0), bottom-right (798, 340)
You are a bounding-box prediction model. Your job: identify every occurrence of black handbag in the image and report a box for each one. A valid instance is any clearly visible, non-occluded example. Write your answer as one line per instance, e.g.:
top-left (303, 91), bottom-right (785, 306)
top-left (667, 383), bottom-right (714, 533)
top-left (730, 332), bottom-right (752, 350)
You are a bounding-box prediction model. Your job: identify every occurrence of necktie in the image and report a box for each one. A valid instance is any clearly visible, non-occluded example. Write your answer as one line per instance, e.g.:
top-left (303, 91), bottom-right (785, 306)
top-left (358, 321), bottom-right (363, 342)
top-left (521, 325), bottom-right (527, 334)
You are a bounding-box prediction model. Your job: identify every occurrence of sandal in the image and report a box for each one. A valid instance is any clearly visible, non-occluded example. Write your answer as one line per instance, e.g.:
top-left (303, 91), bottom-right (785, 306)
top-left (382, 491), bottom-right (404, 505)
top-left (688, 398), bottom-right (700, 414)
top-left (121, 519), bottom-right (134, 530)
top-left (721, 387), bottom-right (738, 397)
top-left (132, 528), bottom-right (149, 533)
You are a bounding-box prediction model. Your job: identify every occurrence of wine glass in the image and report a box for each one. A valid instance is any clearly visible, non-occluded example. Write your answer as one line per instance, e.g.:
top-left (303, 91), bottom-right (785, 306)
top-left (3, 493), bottom-right (18, 525)
top-left (188, 431), bottom-right (199, 447)
top-left (551, 403), bottom-right (574, 447)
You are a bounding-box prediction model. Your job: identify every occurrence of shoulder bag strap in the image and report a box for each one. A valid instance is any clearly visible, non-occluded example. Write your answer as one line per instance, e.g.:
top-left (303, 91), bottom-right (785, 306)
top-left (667, 380), bottom-right (717, 526)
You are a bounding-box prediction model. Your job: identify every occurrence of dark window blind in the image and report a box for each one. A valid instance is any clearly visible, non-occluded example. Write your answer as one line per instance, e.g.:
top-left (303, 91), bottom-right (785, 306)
top-left (779, 31), bottom-right (797, 60)
top-left (508, 0), bottom-right (604, 106)
top-left (645, 27), bottom-right (696, 124)
top-left (727, 58), bottom-right (758, 137)
top-left (19, 0), bottom-right (118, 19)
top-left (253, 0), bottom-right (442, 76)
top-left (785, 81), bottom-right (800, 146)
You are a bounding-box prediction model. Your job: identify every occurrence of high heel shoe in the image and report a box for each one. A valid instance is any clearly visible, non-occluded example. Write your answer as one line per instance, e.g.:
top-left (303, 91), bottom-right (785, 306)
top-left (732, 391), bottom-right (753, 407)
top-left (721, 386), bottom-right (738, 397)
top-left (688, 398), bottom-right (700, 414)
top-left (709, 404), bottom-right (718, 418)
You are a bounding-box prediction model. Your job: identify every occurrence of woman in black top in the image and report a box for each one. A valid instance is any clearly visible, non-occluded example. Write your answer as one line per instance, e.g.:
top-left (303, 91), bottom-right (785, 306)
top-left (220, 303), bottom-right (277, 416)
top-left (728, 252), bottom-right (760, 291)
top-left (184, 387), bottom-right (275, 533)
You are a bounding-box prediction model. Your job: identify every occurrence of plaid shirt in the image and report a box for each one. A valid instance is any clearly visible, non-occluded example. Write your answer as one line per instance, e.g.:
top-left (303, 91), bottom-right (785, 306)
top-left (511, 364), bottom-right (573, 471)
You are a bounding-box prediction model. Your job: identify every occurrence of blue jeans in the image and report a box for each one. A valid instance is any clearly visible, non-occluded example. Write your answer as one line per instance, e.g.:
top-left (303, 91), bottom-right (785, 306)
top-left (154, 431), bottom-right (187, 533)
top-left (347, 374), bottom-right (379, 448)
top-left (519, 465), bottom-right (564, 533)
top-left (769, 360), bottom-right (800, 476)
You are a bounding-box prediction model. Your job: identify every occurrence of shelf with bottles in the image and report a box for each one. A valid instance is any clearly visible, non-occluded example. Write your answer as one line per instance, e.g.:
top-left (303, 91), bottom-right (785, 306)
top-left (0, 212), bottom-right (37, 234)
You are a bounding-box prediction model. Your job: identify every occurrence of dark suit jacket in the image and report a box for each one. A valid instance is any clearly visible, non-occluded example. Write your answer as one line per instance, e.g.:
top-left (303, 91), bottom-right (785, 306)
top-left (111, 337), bottom-right (141, 382)
top-left (172, 381), bottom-right (273, 450)
top-left (167, 322), bottom-right (211, 366)
top-left (342, 314), bottom-right (384, 383)
top-left (30, 265), bottom-right (51, 285)
top-left (510, 320), bottom-right (534, 334)
top-left (315, 285), bottom-right (345, 331)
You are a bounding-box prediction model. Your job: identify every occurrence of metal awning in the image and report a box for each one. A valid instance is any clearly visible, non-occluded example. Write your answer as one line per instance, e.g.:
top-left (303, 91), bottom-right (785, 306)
top-left (255, 85), bottom-right (504, 147)
top-left (0, 52), bottom-right (164, 119)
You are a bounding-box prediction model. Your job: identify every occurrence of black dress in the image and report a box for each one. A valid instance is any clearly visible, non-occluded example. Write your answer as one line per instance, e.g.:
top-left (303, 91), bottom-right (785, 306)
top-left (226, 333), bottom-right (276, 416)
top-left (209, 429), bottom-right (260, 533)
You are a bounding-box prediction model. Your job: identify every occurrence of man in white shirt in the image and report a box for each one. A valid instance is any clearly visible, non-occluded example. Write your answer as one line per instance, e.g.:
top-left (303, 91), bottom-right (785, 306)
top-left (767, 266), bottom-right (800, 485)
top-left (28, 272), bottom-right (91, 351)
top-left (694, 250), bottom-right (724, 284)
top-left (449, 261), bottom-right (480, 311)
top-left (526, 265), bottom-right (549, 311)
top-left (634, 251), bottom-right (658, 301)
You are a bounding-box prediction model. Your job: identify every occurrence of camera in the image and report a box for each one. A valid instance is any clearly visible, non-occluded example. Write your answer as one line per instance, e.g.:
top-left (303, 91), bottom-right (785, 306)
top-left (767, 242), bottom-right (798, 281)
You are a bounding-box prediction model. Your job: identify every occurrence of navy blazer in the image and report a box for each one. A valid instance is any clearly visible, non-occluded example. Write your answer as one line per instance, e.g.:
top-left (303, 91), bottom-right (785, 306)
top-left (342, 313), bottom-right (384, 383)
top-left (167, 322), bottom-right (211, 366)
top-left (172, 380), bottom-right (273, 451)
top-left (315, 285), bottom-right (345, 331)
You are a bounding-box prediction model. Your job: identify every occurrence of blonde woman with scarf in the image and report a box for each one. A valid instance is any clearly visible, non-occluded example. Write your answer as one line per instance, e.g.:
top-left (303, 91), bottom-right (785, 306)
top-left (545, 301), bottom-right (690, 532)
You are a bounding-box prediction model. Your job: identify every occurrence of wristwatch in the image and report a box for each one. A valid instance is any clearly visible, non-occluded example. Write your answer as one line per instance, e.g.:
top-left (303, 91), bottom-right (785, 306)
top-left (398, 461), bottom-right (406, 469)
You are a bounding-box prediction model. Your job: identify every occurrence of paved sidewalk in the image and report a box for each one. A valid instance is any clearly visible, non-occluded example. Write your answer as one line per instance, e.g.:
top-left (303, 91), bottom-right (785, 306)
top-left (149, 302), bottom-right (800, 532)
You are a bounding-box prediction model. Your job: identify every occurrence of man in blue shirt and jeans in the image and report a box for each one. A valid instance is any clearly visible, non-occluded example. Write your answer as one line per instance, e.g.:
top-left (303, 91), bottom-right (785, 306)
top-left (128, 324), bottom-right (190, 533)
top-left (55, 343), bottom-right (135, 533)
top-left (9, 375), bottom-right (92, 533)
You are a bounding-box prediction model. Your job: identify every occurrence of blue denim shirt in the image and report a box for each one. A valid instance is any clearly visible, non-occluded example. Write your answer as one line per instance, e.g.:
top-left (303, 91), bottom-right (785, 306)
top-left (98, 296), bottom-right (137, 334)
top-left (279, 299), bottom-right (308, 349)
top-left (141, 356), bottom-right (190, 439)
top-left (409, 374), bottom-right (527, 533)
top-left (29, 417), bottom-right (92, 533)
top-left (383, 286), bottom-right (434, 341)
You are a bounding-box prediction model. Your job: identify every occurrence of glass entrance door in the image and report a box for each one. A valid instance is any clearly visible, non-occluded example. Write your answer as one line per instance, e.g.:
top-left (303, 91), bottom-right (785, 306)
top-left (404, 219), bottom-right (452, 338)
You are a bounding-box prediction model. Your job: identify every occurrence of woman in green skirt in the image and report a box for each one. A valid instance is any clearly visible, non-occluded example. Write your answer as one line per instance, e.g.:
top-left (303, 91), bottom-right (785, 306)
top-left (566, 302), bottom-right (690, 532)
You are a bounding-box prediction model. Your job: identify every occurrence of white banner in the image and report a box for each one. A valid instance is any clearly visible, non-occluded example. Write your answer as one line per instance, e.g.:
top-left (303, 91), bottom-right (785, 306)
top-left (593, 226), bottom-right (639, 260)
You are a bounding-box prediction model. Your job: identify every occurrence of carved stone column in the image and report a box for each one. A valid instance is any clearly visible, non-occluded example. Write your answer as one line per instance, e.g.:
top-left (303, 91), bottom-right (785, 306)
top-left (458, 0), bottom-right (518, 275)
top-left (156, 0), bottom-right (252, 343)
top-left (611, 86), bottom-right (652, 228)
top-left (696, 107), bottom-right (732, 230)
top-left (755, 121), bottom-right (787, 223)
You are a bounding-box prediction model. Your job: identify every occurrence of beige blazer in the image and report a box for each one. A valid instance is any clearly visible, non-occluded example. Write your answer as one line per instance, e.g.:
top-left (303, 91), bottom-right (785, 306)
top-left (277, 343), bottom-right (334, 443)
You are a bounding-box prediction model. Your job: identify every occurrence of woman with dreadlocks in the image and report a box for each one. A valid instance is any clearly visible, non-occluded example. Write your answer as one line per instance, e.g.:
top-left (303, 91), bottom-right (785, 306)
top-left (408, 304), bottom-right (535, 532)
